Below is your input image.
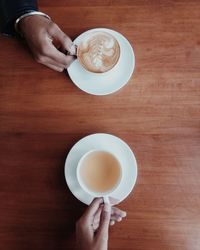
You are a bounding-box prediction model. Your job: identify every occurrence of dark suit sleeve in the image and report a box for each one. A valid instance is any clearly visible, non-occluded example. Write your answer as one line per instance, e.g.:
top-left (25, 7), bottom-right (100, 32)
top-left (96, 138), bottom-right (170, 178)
top-left (0, 0), bottom-right (38, 36)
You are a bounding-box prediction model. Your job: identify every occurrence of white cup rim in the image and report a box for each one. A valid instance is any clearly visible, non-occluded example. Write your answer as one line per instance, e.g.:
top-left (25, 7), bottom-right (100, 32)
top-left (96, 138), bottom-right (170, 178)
top-left (76, 149), bottom-right (122, 197)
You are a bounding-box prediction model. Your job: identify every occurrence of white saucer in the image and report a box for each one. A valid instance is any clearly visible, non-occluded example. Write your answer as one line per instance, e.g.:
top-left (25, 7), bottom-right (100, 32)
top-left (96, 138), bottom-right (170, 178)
top-left (67, 28), bottom-right (135, 95)
top-left (64, 133), bottom-right (137, 205)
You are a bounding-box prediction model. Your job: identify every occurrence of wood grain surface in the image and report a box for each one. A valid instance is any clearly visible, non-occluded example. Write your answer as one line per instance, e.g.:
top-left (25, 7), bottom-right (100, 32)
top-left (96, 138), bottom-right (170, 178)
top-left (0, 1), bottom-right (200, 249)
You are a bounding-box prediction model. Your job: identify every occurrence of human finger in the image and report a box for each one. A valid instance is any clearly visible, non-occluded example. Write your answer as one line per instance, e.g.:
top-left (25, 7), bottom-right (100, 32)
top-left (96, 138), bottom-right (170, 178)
top-left (92, 206), bottom-right (103, 230)
top-left (45, 63), bottom-right (64, 72)
top-left (94, 213), bottom-right (124, 230)
top-left (93, 206), bottom-right (103, 224)
top-left (93, 207), bottom-right (124, 229)
top-left (42, 38), bottom-right (75, 68)
top-left (110, 220), bottom-right (115, 226)
top-left (49, 24), bottom-right (76, 55)
top-left (110, 214), bottom-right (123, 222)
top-left (47, 42), bottom-right (75, 67)
top-left (109, 197), bottom-right (120, 205)
top-left (96, 203), bottom-right (111, 241)
top-left (84, 198), bottom-right (103, 221)
top-left (111, 207), bottom-right (127, 218)
top-left (35, 55), bottom-right (64, 72)
top-left (93, 221), bottom-right (99, 231)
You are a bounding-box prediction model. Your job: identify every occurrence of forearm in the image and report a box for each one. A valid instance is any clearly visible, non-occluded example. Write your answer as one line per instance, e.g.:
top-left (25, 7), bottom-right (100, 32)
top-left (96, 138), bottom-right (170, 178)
top-left (0, 0), bottom-right (38, 36)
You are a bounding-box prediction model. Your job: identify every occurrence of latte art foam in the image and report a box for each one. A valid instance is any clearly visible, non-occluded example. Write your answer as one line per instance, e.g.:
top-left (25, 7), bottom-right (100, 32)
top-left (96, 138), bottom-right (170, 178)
top-left (77, 32), bottom-right (120, 73)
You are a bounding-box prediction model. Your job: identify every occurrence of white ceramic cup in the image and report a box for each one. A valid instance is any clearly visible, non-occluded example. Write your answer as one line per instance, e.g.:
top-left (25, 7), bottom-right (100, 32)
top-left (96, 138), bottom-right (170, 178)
top-left (76, 150), bottom-right (123, 203)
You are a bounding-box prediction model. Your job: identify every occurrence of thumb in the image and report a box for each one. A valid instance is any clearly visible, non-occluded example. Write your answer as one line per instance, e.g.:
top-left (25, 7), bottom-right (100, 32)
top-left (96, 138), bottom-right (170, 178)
top-left (48, 23), bottom-right (76, 55)
top-left (54, 29), bottom-right (76, 55)
top-left (96, 203), bottom-right (111, 242)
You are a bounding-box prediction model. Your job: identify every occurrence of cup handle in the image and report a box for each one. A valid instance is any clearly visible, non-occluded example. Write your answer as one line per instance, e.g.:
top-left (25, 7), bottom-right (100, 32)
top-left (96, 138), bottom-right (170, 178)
top-left (103, 196), bottom-right (110, 204)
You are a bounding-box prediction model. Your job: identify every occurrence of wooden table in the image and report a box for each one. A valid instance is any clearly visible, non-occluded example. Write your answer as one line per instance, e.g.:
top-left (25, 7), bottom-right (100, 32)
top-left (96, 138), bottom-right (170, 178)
top-left (0, 1), bottom-right (200, 249)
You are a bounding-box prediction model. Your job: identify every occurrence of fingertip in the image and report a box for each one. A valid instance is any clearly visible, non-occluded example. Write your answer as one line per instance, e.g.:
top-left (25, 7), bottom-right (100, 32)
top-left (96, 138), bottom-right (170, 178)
top-left (121, 211), bottom-right (127, 217)
top-left (117, 217), bottom-right (122, 222)
top-left (110, 220), bottom-right (115, 226)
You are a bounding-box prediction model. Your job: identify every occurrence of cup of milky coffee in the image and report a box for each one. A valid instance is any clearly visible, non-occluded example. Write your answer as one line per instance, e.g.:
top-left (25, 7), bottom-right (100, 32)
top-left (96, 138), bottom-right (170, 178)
top-left (77, 31), bottom-right (121, 74)
top-left (77, 150), bottom-right (122, 198)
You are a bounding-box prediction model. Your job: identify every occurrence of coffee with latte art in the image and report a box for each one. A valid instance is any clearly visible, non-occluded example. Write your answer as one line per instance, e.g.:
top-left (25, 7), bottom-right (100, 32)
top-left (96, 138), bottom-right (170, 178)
top-left (77, 31), bottom-right (120, 73)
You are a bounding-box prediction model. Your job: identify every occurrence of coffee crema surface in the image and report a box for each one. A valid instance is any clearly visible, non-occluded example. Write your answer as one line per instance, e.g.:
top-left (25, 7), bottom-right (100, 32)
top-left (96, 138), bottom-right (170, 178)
top-left (77, 32), bottom-right (120, 73)
top-left (79, 151), bottom-right (121, 193)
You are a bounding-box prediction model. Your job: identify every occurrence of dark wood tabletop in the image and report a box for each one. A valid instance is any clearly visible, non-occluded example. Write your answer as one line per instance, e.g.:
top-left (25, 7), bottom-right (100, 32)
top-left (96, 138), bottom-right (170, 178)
top-left (0, 1), bottom-right (200, 249)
